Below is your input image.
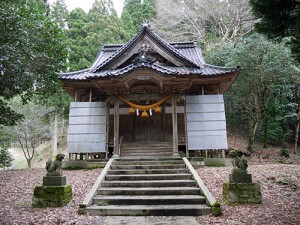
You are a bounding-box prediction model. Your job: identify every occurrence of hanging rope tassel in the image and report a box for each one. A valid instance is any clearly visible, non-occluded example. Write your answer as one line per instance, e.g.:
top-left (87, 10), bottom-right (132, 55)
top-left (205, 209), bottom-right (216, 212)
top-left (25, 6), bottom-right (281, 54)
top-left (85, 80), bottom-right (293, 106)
top-left (149, 108), bottom-right (152, 116)
top-left (128, 107), bottom-right (135, 115)
top-left (141, 110), bottom-right (148, 118)
top-left (136, 109), bottom-right (139, 116)
top-left (154, 106), bottom-right (161, 114)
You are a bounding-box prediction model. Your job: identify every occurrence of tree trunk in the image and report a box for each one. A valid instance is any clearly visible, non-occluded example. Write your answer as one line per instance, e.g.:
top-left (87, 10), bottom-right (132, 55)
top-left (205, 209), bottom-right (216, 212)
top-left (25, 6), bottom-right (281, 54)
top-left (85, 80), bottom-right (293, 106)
top-left (263, 117), bottom-right (268, 149)
top-left (27, 158), bottom-right (31, 168)
top-left (61, 115), bottom-right (65, 135)
top-left (247, 119), bottom-right (259, 152)
top-left (294, 103), bottom-right (300, 154)
top-left (52, 111), bottom-right (58, 157)
top-left (295, 122), bottom-right (299, 154)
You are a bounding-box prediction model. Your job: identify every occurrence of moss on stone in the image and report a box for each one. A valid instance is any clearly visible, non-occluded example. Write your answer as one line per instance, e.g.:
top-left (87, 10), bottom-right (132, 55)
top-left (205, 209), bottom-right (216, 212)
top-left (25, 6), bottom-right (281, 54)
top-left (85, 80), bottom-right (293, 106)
top-left (211, 201), bottom-right (222, 216)
top-left (32, 185), bottom-right (72, 208)
top-left (78, 204), bottom-right (87, 215)
top-left (222, 183), bottom-right (262, 205)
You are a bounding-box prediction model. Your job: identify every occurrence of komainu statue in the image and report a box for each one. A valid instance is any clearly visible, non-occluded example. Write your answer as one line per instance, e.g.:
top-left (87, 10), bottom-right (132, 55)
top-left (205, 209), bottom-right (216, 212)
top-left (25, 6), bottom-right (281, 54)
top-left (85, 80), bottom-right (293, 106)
top-left (228, 150), bottom-right (248, 170)
top-left (46, 154), bottom-right (65, 176)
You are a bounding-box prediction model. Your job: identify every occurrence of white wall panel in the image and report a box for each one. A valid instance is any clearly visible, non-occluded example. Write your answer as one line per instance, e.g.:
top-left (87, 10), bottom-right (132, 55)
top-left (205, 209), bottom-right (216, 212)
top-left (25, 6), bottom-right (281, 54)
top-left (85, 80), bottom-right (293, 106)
top-left (69, 116), bottom-right (106, 125)
top-left (67, 102), bottom-right (107, 153)
top-left (186, 95), bottom-right (228, 150)
top-left (185, 103), bottom-right (225, 113)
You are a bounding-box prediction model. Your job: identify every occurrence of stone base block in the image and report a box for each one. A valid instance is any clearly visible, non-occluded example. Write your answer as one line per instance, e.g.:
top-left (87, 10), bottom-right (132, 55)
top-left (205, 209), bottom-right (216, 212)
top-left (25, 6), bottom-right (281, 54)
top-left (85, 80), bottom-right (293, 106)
top-left (229, 170), bottom-right (252, 183)
top-left (32, 185), bottom-right (72, 207)
top-left (223, 183), bottom-right (262, 204)
top-left (43, 176), bottom-right (66, 186)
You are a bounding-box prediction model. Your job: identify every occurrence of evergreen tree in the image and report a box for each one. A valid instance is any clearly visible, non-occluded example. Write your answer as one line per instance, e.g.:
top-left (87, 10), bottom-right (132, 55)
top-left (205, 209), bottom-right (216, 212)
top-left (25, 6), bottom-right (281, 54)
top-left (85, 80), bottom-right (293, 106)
top-left (250, 0), bottom-right (300, 64)
top-left (206, 34), bottom-right (299, 151)
top-left (66, 8), bottom-right (90, 71)
top-left (0, 148), bottom-right (13, 170)
top-left (0, 0), bottom-right (67, 126)
top-left (66, 0), bottom-right (127, 71)
top-left (121, 0), bottom-right (157, 36)
top-left (50, 0), bottom-right (69, 29)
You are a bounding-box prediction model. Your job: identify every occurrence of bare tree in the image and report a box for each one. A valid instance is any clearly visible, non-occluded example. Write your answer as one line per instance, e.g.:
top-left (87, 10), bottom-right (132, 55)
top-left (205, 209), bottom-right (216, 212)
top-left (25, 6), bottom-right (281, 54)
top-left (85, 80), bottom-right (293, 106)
top-left (153, 0), bottom-right (255, 47)
top-left (5, 101), bottom-right (50, 168)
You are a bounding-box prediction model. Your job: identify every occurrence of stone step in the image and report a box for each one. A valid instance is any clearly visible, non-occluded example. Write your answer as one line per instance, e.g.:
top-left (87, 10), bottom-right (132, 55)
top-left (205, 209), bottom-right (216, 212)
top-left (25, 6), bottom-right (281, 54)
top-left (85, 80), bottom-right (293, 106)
top-left (88, 204), bottom-right (211, 216)
top-left (121, 152), bottom-right (173, 156)
top-left (97, 187), bottom-right (201, 195)
top-left (107, 168), bottom-right (189, 175)
top-left (115, 157), bottom-right (182, 161)
top-left (111, 164), bottom-right (186, 170)
top-left (105, 173), bottom-right (192, 181)
top-left (114, 160), bottom-right (184, 165)
top-left (93, 195), bottom-right (206, 205)
top-left (122, 142), bottom-right (172, 147)
top-left (121, 150), bottom-right (173, 154)
top-left (101, 180), bottom-right (195, 187)
top-left (121, 147), bottom-right (173, 152)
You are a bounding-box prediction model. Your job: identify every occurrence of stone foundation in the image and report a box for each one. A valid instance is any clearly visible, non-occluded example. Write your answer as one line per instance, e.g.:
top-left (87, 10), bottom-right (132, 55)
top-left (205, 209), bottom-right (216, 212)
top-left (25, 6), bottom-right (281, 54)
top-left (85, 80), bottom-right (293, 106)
top-left (222, 183), bottom-right (262, 204)
top-left (43, 176), bottom-right (66, 186)
top-left (32, 185), bottom-right (72, 207)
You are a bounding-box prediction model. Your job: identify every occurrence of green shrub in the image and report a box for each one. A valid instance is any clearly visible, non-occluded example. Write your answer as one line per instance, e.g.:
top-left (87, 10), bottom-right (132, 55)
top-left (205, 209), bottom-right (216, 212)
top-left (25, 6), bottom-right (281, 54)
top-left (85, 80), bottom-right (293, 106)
top-left (280, 146), bottom-right (290, 157)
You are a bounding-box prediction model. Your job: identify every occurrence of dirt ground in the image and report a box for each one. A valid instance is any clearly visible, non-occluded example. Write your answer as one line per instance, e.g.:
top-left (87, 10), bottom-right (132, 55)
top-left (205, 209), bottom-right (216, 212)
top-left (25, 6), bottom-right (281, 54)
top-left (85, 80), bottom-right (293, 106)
top-left (1, 132), bottom-right (300, 224)
top-left (0, 161), bottom-right (299, 224)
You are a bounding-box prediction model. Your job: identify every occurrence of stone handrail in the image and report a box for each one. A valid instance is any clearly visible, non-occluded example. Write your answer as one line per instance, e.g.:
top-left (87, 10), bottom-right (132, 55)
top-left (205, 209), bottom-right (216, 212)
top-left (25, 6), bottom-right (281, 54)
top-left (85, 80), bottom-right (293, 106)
top-left (81, 158), bottom-right (115, 207)
top-left (183, 157), bottom-right (217, 207)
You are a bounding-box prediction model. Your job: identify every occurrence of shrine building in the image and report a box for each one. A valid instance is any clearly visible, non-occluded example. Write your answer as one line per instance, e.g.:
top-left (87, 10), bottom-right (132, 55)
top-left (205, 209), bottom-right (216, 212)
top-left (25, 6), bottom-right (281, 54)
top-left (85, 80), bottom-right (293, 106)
top-left (59, 22), bottom-right (240, 160)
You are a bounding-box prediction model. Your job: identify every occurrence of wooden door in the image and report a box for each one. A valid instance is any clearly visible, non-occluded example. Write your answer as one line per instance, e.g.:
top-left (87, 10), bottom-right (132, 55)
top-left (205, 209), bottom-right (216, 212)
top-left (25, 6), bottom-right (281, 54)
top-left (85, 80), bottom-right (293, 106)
top-left (134, 114), bottom-right (162, 142)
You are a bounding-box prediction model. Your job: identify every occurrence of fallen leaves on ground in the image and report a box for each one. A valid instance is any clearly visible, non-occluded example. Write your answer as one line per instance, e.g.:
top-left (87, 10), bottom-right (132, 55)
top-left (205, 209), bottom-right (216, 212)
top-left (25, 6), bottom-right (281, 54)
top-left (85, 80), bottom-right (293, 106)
top-left (196, 164), bottom-right (300, 225)
top-left (0, 163), bottom-right (299, 224)
top-left (0, 168), bottom-right (102, 225)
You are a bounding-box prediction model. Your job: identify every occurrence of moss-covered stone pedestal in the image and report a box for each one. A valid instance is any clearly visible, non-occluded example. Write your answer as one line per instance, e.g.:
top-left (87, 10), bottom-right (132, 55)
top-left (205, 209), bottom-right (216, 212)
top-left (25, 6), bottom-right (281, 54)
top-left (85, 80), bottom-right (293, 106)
top-left (223, 183), bottom-right (262, 204)
top-left (223, 170), bottom-right (261, 204)
top-left (32, 184), bottom-right (72, 207)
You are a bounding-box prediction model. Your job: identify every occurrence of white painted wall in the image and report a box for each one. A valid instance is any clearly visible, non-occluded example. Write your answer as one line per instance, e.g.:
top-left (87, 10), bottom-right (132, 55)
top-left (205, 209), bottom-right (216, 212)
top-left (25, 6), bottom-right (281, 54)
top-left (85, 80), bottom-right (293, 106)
top-left (67, 102), bottom-right (107, 153)
top-left (186, 95), bottom-right (228, 150)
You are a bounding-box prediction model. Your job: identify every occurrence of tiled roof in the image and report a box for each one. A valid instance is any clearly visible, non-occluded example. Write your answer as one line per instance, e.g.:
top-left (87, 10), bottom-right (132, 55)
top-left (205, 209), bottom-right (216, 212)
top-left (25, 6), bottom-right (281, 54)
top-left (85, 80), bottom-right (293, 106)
top-left (59, 22), bottom-right (239, 81)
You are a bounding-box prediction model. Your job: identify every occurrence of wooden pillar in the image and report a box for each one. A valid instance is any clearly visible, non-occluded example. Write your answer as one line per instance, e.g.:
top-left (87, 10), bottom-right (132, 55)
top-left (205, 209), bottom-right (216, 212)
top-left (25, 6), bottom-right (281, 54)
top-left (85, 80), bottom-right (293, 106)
top-left (89, 88), bottom-right (92, 102)
top-left (113, 97), bottom-right (120, 158)
top-left (74, 89), bottom-right (78, 102)
top-left (172, 96), bottom-right (180, 158)
top-left (105, 101), bottom-right (110, 159)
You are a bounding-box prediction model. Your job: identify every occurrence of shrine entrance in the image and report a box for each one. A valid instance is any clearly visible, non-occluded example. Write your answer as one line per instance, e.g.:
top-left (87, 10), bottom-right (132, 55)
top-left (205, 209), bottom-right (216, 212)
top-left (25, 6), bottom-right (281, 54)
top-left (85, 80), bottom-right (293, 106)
top-left (118, 108), bottom-right (173, 143)
top-left (134, 114), bottom-right (162, 142)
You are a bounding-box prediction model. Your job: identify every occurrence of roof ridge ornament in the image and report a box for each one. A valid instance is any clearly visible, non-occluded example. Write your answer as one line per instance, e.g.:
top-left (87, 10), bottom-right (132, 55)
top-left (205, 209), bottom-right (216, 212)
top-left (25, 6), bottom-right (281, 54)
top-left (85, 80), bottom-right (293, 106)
top-left (132, 44), bottom-right (156, 65)
top-left (139, 21), bottom-right (152, 31)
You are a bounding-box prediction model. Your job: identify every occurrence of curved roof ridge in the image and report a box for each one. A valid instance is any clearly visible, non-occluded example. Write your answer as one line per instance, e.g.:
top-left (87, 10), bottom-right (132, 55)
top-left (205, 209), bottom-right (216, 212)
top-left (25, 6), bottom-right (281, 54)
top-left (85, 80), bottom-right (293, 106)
top-left (91, 22), bottom-right (200, 71)
top-left (60, 68), bottom-right (90, 76)
top-left (204, 63), bottom-right (241, 71)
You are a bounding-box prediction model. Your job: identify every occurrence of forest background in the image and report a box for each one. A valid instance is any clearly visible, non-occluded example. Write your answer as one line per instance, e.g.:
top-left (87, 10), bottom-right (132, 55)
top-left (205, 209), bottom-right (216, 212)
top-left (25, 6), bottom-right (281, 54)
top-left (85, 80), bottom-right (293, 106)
top-left (1, 0), bottom-right (300, 169)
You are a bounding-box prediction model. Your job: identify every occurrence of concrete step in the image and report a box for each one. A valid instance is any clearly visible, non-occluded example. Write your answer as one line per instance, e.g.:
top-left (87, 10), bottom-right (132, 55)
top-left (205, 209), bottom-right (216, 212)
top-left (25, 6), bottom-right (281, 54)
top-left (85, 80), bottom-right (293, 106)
top-left (93, 195), bottom-right (206, 205)
top-left (97, 187), bottom-right (200, 195)
top-left (115, 157), bottom-right (182, 161)
top-left (122, 142), bottom-right (172, 147)
top-left (121, 150), bottom-right (172, 155)
top-left (107, 168), bottom-right (189, 175)
top-left (101, 180), bottom-right (195, 187)
top-left (111, 164), bottom-right (186, 170)
top-left (121, 152), bottom-right (173, 156)
top-left (88, 204), bottom-right (211, 216)
top-left (114, 160), bottom-right (183, 165)
top-left (105, 173), bottom-right (192, 181)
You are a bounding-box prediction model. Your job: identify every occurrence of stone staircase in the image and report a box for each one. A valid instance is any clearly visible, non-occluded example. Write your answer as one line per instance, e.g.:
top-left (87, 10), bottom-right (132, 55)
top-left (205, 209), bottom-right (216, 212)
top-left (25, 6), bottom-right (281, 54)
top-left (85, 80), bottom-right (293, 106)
top-left (86, 158), bottom-right (212, 216)
top-left (120, 142), bottom-right (173, 158)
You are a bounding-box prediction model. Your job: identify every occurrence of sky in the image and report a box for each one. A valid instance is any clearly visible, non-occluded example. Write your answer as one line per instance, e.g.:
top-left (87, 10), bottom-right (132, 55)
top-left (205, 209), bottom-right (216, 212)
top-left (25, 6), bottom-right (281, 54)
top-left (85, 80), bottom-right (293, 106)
top-left (48, 0), bottom-right (125, 17)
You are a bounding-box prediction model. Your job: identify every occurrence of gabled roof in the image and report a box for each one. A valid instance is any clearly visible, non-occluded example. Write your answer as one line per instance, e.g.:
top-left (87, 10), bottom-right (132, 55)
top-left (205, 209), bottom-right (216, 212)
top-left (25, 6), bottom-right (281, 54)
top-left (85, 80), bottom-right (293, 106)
top-left (89, 22), bottom-right (200, 71)
top-left (60, 22), bottom-right (239, 83)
